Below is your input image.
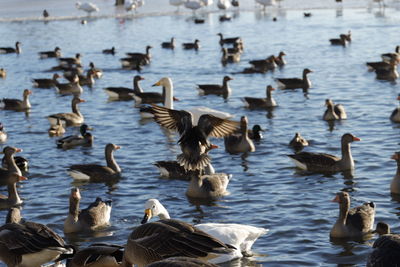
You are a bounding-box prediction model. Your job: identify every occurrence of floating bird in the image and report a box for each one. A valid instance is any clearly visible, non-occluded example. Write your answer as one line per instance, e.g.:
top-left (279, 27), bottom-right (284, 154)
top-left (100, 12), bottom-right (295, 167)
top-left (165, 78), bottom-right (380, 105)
top-left (249, 56), bottom-right (277, 72)
top-left (0, 89), bottom-right (32, 111)
top-left (32, 73), bottom-right (60, 88)
top-left (243, 85), bottom-right (277, 109)
top-left (89, 62), bottom-right (103, 79)
top-left (221, 48), bottom-right (241, 64)
top-left (329, 34), bottom-right (347, 46)
top-left (43, 9), bottom-right (49, 18)
top-left (275, 68), bottom-right (312, 90)
top-left (381, 46), bottom-right (400, 62)
top-left (375, 60), bottom-right (399, 81)
top-left (390, 94), bottom-right (400, 123)
top-left (390, 152), bottom-right (400, 194)
top-left (274, 51), bottom-right (286, 66)
top-left (48, 118), bottom-right (66, 137)
top-left (322, 99), bottom-right (347, 120)
top-left (289, 132), bottom-right (309, 151)
top-left (0, 172), bottom-right (27, 209)
top-left (39, 47), bottom-right (61, 59)
top-left (197, 76), bottom-right (233, 99)
top-left (0, 42), bottom-right (21, 54)
top-left (67, 243), bottom-right (124, 267)
top-left (75, 2), bottom-right (99, 16)
top-left (224, 116), bottom-right (255, 154)
top-left (0, 123), bottom-right (7, 143)
top-left (47, 96), bottom-right (85, 126)
top-left (59, 53), bottom-right (82, 67)
top-left (161, 37), bottom-right (175, 49)
top-left (102, 46), bottom-right (116, 55)
top-left (56, 124), bottom-right (93, 149)
top-left (182, 39), bottom-right (200, 50)
top-left (1, 146), bottom-right (25, 175)
top-left (217, 33), bottom-right (242, 46)
top-left (54, 75), bottom-right (83, 95)
top-left (104, 75), bottom-right (144, 100)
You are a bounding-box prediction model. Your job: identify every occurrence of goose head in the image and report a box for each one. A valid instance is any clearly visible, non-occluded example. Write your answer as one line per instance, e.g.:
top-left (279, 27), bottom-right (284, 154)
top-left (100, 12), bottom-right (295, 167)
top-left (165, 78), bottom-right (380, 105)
top-left (303, 68), bottom-right (313, 75)
top-left (341, 133), bottom-right (361, 145)
top-left (223, 76), bottom-right (233, 83)
top-left (23, 89), bottom-right (32, 98)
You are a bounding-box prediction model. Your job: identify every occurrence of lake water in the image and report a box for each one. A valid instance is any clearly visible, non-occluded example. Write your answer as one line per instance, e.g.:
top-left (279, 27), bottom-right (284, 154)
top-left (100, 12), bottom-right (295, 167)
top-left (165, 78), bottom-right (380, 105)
top-left (1, 1), bottom-right (400, 266)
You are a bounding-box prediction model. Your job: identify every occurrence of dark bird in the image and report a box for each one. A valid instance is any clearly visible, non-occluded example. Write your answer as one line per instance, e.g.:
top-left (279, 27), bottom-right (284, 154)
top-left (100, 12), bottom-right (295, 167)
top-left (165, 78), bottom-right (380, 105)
top-left (0, 42), bottom-right (21, 54)
top-left (182, 39), bottom-right (200, 50)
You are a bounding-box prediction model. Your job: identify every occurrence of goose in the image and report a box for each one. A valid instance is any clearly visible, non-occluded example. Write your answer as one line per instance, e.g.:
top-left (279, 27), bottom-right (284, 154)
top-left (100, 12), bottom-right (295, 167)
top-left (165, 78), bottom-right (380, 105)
top-left (47, 96), bottom-right (85, 126)
top-left (75, 2), bottom-right (99, 16)
top-left (48, 118), bottom-right (66, 137)
top-left (0, 123), bottom-right (7, 143)
top-left (366, 60), bottom-right (394, 72)
top-left (56, 123), bottom-right (91, 147)
top-left (221, 48), bottom-right (240, 65)
top-left (330, 191), bottom-right (375, 239)
top-left (104, 75), bottom-right (144, 100)
top-left (0, 207), bottom-right (74, 267)
top-left (64, 187), bottom-right (112, 233)
top-left (102, 46), bottom-right (116, 55)
top-left (323, 99), bottom-right (347, 120)
top-left (381, 46), bottom-right (400, 62)
top-left (0, 172), bottom-right (27, 209)
top-left (59, 53), bottom-right (82, 67)
top-left (67, 143), bottom-right (121, 182)
top-left (329, 34), bottom-right (347, 46)
top-left (39, 47), bottom-right (61, 59)
top-left (125, 46), bottom-right (152, 63)
top-left (289, 132), bottom-right (309, 151)
top-left (186, 172), bottom-right (231, 199)
top-left (217, 33), bottom-right (242, 47)
top-left (54, 75), bottom-right (83, 95)
top-left (0, 68), bottom-right (6, 79)
top-left (275, 68), bottom-right (312, 90)
top-left (138, 199), bottom-right (268, 264)
top-left (182, 39), bottom-right (200, 50)
top-left (0, 42), bottom-right (21, 54)
top-left (341, 30), bottom-right (351, 42)
top-left (154, 161), bottom-right (215, 180)
top-left (390, 94), bottom-right (400, 123)
top-left (0, 89), bottom-right (32, 111)
top-left (32, 73), bottom-right (60, 88)
top-left (226, 43), bottom-right (243, 54)
top-left (288, 133), bottom-right (360, 172)
top-left (197, 76), bottom-right (233, 99)
top-left (217, 0), bottom-right (231, 9)
top-left (375, 60), bottom-right (399, 81)
top-left (68, 243), bottom-right (124, 267)
top-left (89, 62), bottom-right (103, 79)
top-left (249, 56), bottom-right (277, 72)
top-left (1, 146), bottom-right (25, 175)
top-left (390, 152), bottom-right (400, 194)
top-left (161, 37), bottom-right (175, 49)
top-left (76, 71), bottom-right (95, 87)
top-left (133, 79), bottom-right (179, 105)
top-left (243, 85), bottom-right (277, 109)
top-left (183, 0), bottom-right (204, 13)
top-left (150, 104), bottom-right (238, 171)
top-left (224, 116), bottom-right (255, 154)
top-left (231, 0), bottom-right (239, 6)
top-left (274, 51), bottom-right (286, 67)
top-left (1, 156), bottom-right (28, 173)
top-left (43, 9), bottom-right (49, 18)
top-left (146, 257), bottom-right (218, 267)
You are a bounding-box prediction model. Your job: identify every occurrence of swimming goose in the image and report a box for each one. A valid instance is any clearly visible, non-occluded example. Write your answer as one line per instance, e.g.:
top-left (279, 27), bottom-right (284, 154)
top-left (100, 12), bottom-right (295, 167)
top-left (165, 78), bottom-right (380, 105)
top-left (1, 146), bottom-right (25, 175)
top-left (68, 243), bottom-right (123, 267)
top-left (59, 53), bottom-right (82, 67)
top-left (182, 39), bottom-right (200, 50)
top-left (39, 47), bottom-right (62, 59)
top-left (47, 96), bottom-right (85, 126)
top-left (221, 48), bottom-right (241, 65)
top-left (323, 99), bottom-right (347, 120)
top-left (243, 85), bottom-right (277, 109)
top-left (341, 30), bottom-right (351, 42)
top-left (330, 191), bottom-right (375, 239)
top-left (366, 60), bottom-right (394, 72)
top-left (133, 79), bottom-right (177, 105)
top-left (224, 116), bottom-right (255, 154)
top-left (64, 187), bottom-right (112, 233)
top-left (274, 51), bottom-right (286, 67)
top-left (186, 172), bottom-right (231, 199)
top-left (0, 172), bottom-right (27, 209)
top-left (76, 2), bottom-right (99, 16)
top-left (146, 257), bottom-right (218, 267)
top-left (381, 46), bottom-right (400, 62)
top-left (154, 161), bottom-right (215, 180)
top-left (289, 132), bottom-right (309, 151)
top-left (48, 118), bottom-right (66, 137)
top-left (76, 71), bottom-right (95, 87)
top-left (390, 152), bottom-right (400, 194)
top-left (0, 207), bottom-right (74, 267)
top-left (329, 34), bottom-right (347, 46)
top-left (67, 143), bottom-right (121, 182)
top-left (197, 76), bottom-right (233, 99)
top-left (89, 62), bottom-right (103, 79)
top-left (0, 123), bottom-right (7, 143)
top-left (102, 47), bottom-right (116, 55)
top-left (150, 104), bottom-right (238, 171)
top-left (32, 73), bottom-right (60, 88)
top-left (0, 42), bottom-right (21, 54)
top-left (161, 37), bottom-right (175, 49)
top-left (125, 45), bottom-right (152, 63)
top-left (217, 33), bottom-right (242, 47)
top-left (375, 60), bottom-right (399, 81)
top-left (288, 133), bottom-right (360, 172)
top-left (0, 89), bottom-right (32, 111)
top-left (104, 75), bottom-right (144, 100)
top-left (249, 55), bottom-right (277, 72)
top-left (55, 75), bottom-right (83, 95)
top-left (275, 68), bottom-right (312, 90)
top-left (56, 123), bottom-right (91, 147)
top-left (390, 94), bottom-right (400, 123)
top-left (0, 68), bottom-right (6, 79)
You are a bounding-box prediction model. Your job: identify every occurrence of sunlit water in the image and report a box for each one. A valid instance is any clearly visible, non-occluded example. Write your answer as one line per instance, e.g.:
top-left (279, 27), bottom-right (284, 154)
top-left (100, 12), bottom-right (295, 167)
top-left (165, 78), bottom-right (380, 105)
top-left (1, 2), bottom-right (400, 267)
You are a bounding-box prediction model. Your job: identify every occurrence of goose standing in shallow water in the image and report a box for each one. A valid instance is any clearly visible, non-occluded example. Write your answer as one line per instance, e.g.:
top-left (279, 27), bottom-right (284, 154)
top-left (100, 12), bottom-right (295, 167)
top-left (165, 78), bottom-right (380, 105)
top-left (224, 116), bottom-right (255, 154)
top-left (0, 89), bottom-right (32, 111)
top-left (243, 85), bottom-right (277, 109)
top-left (197, 76), bottom-right (233, 99)
top-left (275, 68), bottom-right (312, 90)
top-left (288, 133), bottom-right (360, 172)
top-left (390, 94), bottom-right (400, 122)
top-left (0, 42), bottom-right (21, 54)
top-left (330, 191), bottom-right (375, 239)
top-left (323, 99), bottom-right (347, 120)
top-left (47, 96), bottom-right (85, 126)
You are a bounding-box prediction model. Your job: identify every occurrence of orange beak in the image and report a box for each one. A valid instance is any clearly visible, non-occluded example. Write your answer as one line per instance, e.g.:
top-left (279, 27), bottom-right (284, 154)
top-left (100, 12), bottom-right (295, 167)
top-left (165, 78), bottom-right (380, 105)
top-left (332, 194), bottom-right (340, 203)
top-left (353, 137), bottom-right (361, 141)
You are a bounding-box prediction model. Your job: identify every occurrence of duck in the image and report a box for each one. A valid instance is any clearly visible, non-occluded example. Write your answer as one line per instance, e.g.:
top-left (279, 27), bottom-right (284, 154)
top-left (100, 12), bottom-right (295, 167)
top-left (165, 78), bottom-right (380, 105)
top-left (197, 76), bottom-right (233, 99)
top-left (39, 47), bottom-right (61, 59)
top-left (0, 42), bottom-right (21, 54)
top-left (104, 75), bottom-right (144, 100)
top-left (275, 68), bottom-right (312, 90)
top-left (330, 191), bottom-right (375, 239)
top-left (48, 118), bottom-right (66, 137)
top-left (274, 51), bottom-right (286, 67)
top-left (0, 123), bottom-right (7, 143)
top-left (381, 46), bottom-right (400, 62)
top-left (224, 116), bottom-right (255, 154)
top-left (161, 37), bottom-right (175, 49)
top-left (182, 39), bottom-right (200, 50)
top-left (341, 30), bottom-right (352, 42)
top-left (58, 53), bottom-right (82, 67)
top-left (323, 99), bottom-right (347, 120)
top-left (102, 46), bottom-right (116, 55)
top-left (390, 94), bottom-right (400, 122)
top-left (0, 207), bottom-right (74, 267)
top-left (47, 96), bottom-right (85, 126)
top-left (43, 9), bottom-right (49, 18)
top-left (150, 104), bottom-right (238, 171)
top-left (64, 187), bottom-right (112, 234)
top-left (0, 68), bottom-right (6, 79)
top-left (67, 243), bottom-right (124, 267)
top-left (249, 55), bottom-right (277, 72)
top-left (57, 132), bottom-right (93, 150)
top-left (89, 62), bottom-right (103, 79)
top-left (247, 125), bottom-right (264, 141)
top-left (289, 132), bottom-right (309, 151)
top-left (217, 33), bottom-right (242, 47)
top-left (32, 73), bottom-right (60, 89)
top-left (54, 75), bottom-right (83, 95)
top-left (243, 85), bottom-right (277, 109)
top-left (186, 172), bottom-right (231, 199)
top-left (0, 89), bottom-right (32, 111)
top-left (146, 257), bottom-right (218, 267)
top-left (67, 143), bottom-right (121, 182)
top-left (75, 2), bottom-right (99, 16)
top-left (329, 34), bottom-right (347, 46)
top-left (0, 172), bottom-right (27, 209)
top-left (288, 133), bottom-right (360, 173)
top-left (1, 146), bottom-right (25, 175)
top-left (221, 48), bottom-right (241, 65)
top-left (56, 123), bottom-right (91, 147)
top-left (375, 60), bottom-right (399, 81)
top-left (153, 161), bottom-right (215, 180)
top-left (390, 152), bottom-right (400, 194)
top-left (1, 156), bottom-right (28, 173)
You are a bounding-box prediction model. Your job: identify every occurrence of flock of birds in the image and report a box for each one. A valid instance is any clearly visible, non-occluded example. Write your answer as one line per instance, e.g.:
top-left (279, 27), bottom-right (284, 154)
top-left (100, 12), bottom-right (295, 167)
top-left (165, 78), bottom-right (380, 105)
top-left (1, 2), bottom-right (400, 267)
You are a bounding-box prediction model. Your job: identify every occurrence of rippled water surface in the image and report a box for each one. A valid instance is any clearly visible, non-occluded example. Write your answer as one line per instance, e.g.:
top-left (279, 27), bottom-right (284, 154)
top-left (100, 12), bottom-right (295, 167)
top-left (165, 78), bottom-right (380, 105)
top-left (1, 3), bottom-right (400, 267)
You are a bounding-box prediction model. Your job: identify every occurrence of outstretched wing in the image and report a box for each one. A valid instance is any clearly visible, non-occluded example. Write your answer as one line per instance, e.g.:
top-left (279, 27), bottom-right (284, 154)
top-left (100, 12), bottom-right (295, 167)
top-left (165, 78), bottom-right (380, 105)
top-left (197, 114), bottom-right (239, 138)
top-left (150, 104), bottom-right (193, 135)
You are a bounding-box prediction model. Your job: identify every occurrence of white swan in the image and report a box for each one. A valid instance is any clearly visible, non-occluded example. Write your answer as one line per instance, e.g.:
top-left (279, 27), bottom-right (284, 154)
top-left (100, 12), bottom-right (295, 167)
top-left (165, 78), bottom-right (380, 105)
top-left (142, 199), bottom-right (268, 263)
top-left (141, 77), bottom-right (233, 123)
top-left (75, 2), bottom-right (99, 16)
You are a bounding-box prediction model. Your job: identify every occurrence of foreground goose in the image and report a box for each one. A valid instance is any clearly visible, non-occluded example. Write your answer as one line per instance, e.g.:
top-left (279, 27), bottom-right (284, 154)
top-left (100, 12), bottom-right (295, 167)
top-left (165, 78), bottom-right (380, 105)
top-left (32, 73), bottom-right (60, 88)
top-left (275, 68), bottom-right (312, 90)
top-left (67, 143), bottom-right (121, 182)
top-left (39, 47), bottom-right (61, 59)
top-left (330, 191), bottom-right (375, 239)
top-left (0, 207), bottom-right (73, 267)
top-left (288, 133), bottom-right (360, 172)
top-left (289, 132), bottom-right (309, 151)
top-left (68, 243), bottom-right (123, 267)
top-left (150, 104), bottom-right (238, 171)
top-left (47, 96), bottom-right (85, 126)
top-left (197, 76), bottom-right (233, 99)
top-left (186, 172), bottom-right (231, 199)
top-left (182, 39), bottom-right (200, 50)
top-left (64, 187), bottom-right (112, 233)
top-left (243, 85), bottom-right (277, 109)
top-left (0, 89), bottom-right (32, 111)
top-left (0, 172), bottom-right (27, 209)
top-left (0, 42), bottom-right (21, 54)
top-left (161, 37), bottom-right (175, 49)
top-left (56, 123), bottom-right (92, 148)
top-left (390, 152), bottom-right (400, 194)
top-left (323, 99), bottom-right (347, 120)
top-left (224, 116), bottom-right (255, 154)
top-left (0, 123), bottom-right (7, 143)
top-left (104, 75), bottom-right (144, 100)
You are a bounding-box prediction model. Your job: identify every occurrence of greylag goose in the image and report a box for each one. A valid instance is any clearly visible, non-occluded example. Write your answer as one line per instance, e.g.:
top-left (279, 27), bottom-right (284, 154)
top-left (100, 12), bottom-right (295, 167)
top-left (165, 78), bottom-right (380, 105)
top-left (67, 143), bottom-right (121, 182)
top-left (161, 37), bottom-right (175, 49)
top-left (48, 118), bottom-right (66, 137)
top-left (224, 116), bottom-right (255, 154)
top-left (59, 53), bottom-right (82, 66)
top-left (390, 94), bottom-right (400, 123)
top-left (249, 55), bottom-right (277, 72)
top-left (1, 146), bottom-right (25, 175)
top-left (89, 62), bottom-right (103, 79)
top-left (32, 73), bottom-right (60, 88)
top-left (146, 257), bottom-right (218, 267)
top-left (375, 60), bottom-right (399, 81)
top-left (154, 161), bottom-right (215, 180)
top-left (68, 243), bottom-right (123, 267)
top-left (47, 96), bottom-right (85, 126)
top-left (64, 187), bottom-right (112, 233)
top-left (329, 34), bottom-right (347, 46)
top-left (150, 104), bottom-right (238, 171)
top-left (0, 172), bottom-right (27, 209)
top-left (275, 68), bottom-right (312, 90)
top-left (197, 76), bottom-right (233, 99)
top-left (289, 132), bottom-right (309, 151)
top-left (55, 75), bottom-right (83, 95)
top-left (0, 68), bottom-right (6, 79)
top-left (0, 42), bottom-right (21, 54)
top-left (186, 172), bottom-right (231, 199)
top-left (323, 99), bottom-right (347, 120)
top-left (121, 46), bottom-right (152, 67)
top-left (70, 71), bottom-right (95, 87)
top-left (0, 123), bottom-right (7, 143)
top-left (182, 39), bottom-right (200, 50)
top-left (243, 85), bottom-right (277, 109)
top-left (390, 152), bottom-right (400, 194)
top-left (274, 51), bottom-right (286, 67)
top-left (330, 191), bottom-right (375, 238)
top-left (104, 75), bottom-right (143, 100)
top-left (0, 207), bottom-right (74, 267)
top-left (366, 60), bottom-right (394, 72)
top-left (288, 133), bottom-right (360, 172)
top-left (381, 46), bottom-right (400, 62)
top-left (56, 123), bottom-right (92, 148)
top-left (0, 89), bottom-right (31, 111)
top-left (126, 45), bottom-right (152, 60)
top-left (102, 47), bottom-right (116, 55)
top-left (39, 47), bottom-right (61, 59)
top-left (217, 33), bottom-right (242, 46)
top-left (221, 48), bottom-right (241, 65)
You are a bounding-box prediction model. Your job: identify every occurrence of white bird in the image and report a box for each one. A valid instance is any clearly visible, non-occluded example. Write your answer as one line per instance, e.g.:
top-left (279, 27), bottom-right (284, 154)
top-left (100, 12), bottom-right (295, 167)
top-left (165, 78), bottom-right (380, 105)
top-left (217, 0), bottom-right (231, 9)
top-left (75, 2), bottom-right (99, 16)
top-left (201, 0), bottom-right (214, 7)
top-left (125, 0), bottom-right (137, 12)
top-left (255, 0), bottom-right (276, 10)
top-left (184, 0), bottom-right (204, 13)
